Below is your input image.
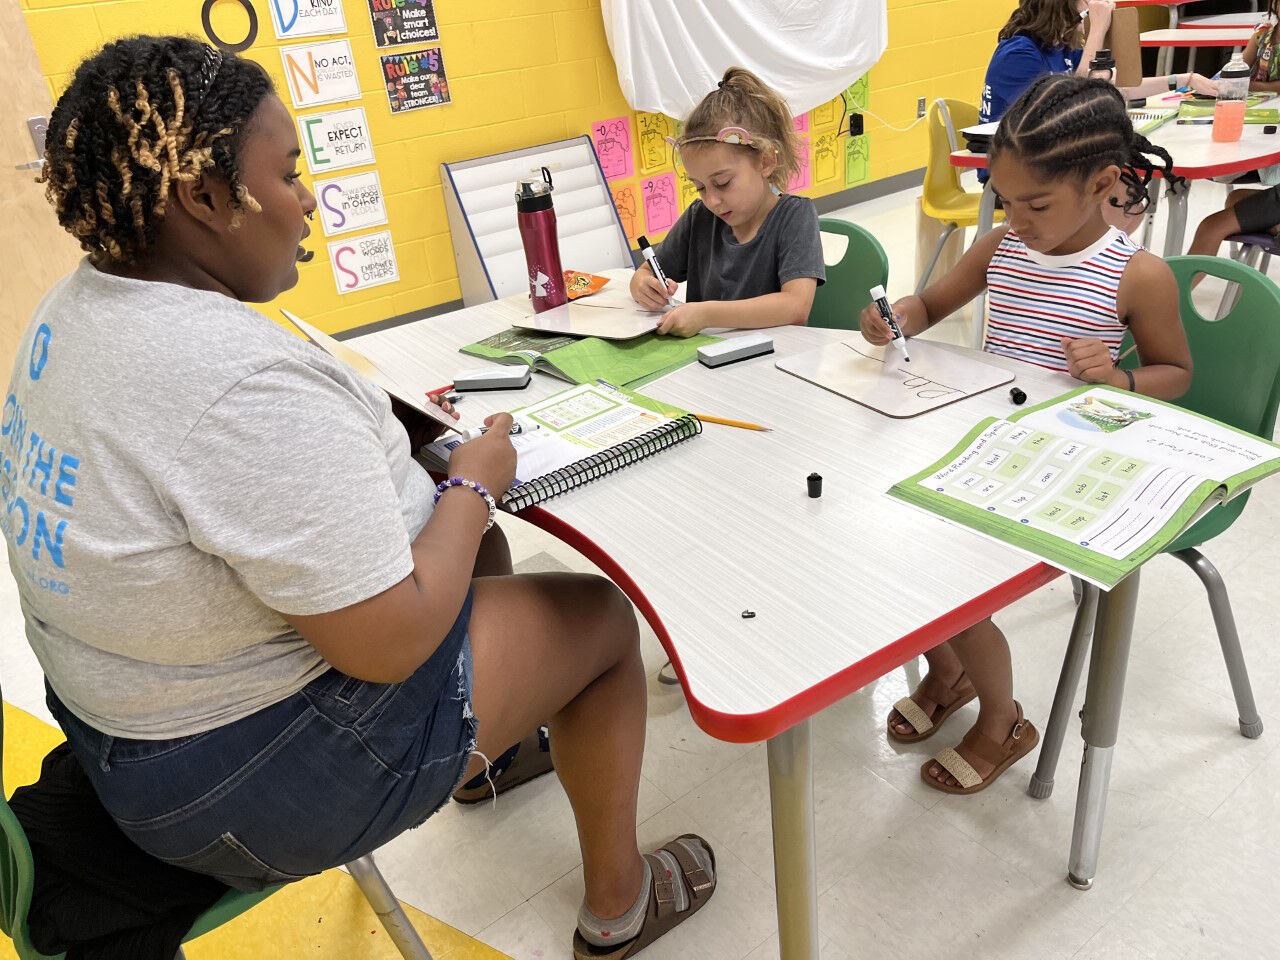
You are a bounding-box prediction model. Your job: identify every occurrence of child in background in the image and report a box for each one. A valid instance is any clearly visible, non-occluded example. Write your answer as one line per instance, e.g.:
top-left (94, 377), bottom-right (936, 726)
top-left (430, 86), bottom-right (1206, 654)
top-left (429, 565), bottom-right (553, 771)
top-left (860, 74), bottom-right (1192, 794)
top-left (1187, 1), bottom-right (1280, 261)
top-left (629, 66), bottom-right (825, 337)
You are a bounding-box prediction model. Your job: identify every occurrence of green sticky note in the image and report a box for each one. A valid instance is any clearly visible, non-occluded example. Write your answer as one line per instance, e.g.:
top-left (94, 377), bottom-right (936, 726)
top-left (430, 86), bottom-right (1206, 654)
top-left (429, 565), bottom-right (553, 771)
top-left (845, 135), bottom-right (869, 186)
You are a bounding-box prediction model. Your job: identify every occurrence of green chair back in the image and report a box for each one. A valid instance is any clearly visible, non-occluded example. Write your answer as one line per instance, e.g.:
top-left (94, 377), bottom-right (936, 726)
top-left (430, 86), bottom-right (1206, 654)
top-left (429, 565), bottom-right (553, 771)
top-left (1119, 256), bottom-right (1280, 551)
top-left (0, 691), bottom-right (278, 959)
top-left (808, 218), bottom-right (889, 330)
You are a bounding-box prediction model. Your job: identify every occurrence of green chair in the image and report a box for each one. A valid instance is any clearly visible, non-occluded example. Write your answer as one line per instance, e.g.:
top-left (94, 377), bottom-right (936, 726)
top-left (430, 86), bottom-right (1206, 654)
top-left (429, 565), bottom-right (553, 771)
top-left (1030, 256), bottom-right (1280, 798)
top-left (807, 217), bottom-right (889, 330)
top-left (0, 689), bottom-right (434, 960)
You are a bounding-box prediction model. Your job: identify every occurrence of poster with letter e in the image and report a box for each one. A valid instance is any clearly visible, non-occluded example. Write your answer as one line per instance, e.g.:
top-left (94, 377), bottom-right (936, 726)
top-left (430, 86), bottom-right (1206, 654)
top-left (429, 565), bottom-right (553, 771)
top-left (381, 47), bottom-right (451, 113)
top-left (368, 0), bottom-right (439, 47)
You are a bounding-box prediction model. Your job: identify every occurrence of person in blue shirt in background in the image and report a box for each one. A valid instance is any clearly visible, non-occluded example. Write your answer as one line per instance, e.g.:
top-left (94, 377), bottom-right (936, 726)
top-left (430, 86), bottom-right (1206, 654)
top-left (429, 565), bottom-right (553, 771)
top-left (980, 0), bottom-right (1218, 230)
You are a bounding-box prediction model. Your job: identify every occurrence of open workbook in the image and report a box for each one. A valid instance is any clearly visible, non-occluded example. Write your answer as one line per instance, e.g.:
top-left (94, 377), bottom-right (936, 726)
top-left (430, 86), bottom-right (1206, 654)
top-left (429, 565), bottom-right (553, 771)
top-left (462, 316), bottom-right (719, 389)
top-left (422, 382), bottom-right (701, 511)
top-left (889, 386), bottom-right (1280, 589)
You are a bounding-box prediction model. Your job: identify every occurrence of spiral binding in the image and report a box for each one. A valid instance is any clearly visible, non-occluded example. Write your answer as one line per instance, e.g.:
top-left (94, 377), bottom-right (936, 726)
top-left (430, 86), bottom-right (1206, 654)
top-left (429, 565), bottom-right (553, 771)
top-left (501, 414), bottom-right (703, 512)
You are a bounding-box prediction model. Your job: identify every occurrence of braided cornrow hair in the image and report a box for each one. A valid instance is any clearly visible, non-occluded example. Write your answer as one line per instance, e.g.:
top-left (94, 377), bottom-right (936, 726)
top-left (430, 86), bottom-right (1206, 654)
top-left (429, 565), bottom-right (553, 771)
top-left (39, 35), bottom-right (274, 263)
top-left (681, 66), bottom-right (802, 192)
top-left (992, 73), bottom-right (1180, 216)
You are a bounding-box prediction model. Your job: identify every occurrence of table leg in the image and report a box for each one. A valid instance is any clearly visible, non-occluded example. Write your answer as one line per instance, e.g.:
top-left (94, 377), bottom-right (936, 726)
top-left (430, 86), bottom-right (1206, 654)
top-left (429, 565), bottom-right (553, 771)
top-left (768, 719), bottom-right (818, 960)
top-left (1067, 569), bottom-right (1140, 891)
top-left (971, 178), bottom-right (997, 350)
top-left (1162, 179), bottom-right (1190, 258)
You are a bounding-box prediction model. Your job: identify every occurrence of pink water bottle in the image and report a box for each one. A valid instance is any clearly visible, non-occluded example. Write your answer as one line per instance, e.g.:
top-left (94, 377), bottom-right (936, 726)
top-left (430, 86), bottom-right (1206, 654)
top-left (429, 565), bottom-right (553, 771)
top-left (516, 167), bottom-right (567, 313)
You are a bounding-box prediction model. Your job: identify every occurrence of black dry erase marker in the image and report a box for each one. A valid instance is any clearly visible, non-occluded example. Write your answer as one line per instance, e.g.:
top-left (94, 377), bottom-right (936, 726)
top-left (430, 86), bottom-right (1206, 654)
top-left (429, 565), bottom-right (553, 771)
top-left (637, 235), bottom-right (677, 308)
top-left (869, 285), bottom-right (910, 362)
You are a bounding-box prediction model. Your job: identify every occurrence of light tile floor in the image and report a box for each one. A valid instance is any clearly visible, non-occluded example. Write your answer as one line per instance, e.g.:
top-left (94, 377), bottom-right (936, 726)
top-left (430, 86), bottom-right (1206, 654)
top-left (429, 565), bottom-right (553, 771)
top-left (4, 178), bottom-right (1277, 960)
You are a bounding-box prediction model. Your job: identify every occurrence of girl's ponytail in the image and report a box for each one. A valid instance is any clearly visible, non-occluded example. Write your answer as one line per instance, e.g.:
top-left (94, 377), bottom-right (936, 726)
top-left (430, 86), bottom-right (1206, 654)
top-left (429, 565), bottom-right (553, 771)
top-left (681, 66), bottom-right (802, 192)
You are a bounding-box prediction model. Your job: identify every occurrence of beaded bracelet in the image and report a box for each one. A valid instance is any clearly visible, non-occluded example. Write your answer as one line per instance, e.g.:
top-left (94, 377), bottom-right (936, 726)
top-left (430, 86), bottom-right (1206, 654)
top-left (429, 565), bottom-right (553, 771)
top-left (434, 477), bottom-right (497, 531)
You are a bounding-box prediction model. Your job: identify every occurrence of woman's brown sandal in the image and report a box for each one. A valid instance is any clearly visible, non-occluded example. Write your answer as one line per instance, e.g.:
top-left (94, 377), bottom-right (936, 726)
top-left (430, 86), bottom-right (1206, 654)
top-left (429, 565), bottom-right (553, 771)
top-left (921, 702), bottom-right (1039, 795)
top-left (887, 670), bottom-right (977, 743)
top-left (452, 726), bottom-right (554, 804)
top-left (572, 834), bottom-right (717, 959)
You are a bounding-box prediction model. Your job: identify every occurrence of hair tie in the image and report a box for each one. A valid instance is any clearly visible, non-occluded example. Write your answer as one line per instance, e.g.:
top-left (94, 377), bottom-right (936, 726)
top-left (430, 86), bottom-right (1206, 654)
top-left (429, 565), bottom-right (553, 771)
top-left (717, 79), bottom-right (726, 89)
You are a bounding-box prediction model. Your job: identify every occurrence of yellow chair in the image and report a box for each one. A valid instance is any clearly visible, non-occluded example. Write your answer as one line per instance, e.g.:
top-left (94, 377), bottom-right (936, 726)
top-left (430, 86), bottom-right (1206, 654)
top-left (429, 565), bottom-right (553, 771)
top-left (917, 99), bottom-right (1002, 295)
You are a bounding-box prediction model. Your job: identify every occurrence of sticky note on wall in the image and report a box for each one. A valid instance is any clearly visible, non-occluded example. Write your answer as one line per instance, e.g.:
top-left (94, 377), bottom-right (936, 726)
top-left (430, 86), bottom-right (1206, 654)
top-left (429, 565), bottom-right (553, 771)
top-left (678, 173), bottom-right (699, 212)
top-left (610, 181), bottom-right (643, 242)
top-left (788, 137), bottom-right (811, 193)
top-left (642, 174), bottom-right (678, 233)
top-left (845, 135), bottom-right (870, 187)
top-left (636, 112), bottom-right (674, 176)
top-left (593, 116), bottom-right (634, 181)
top-left (813, 132), bottom-right (841, 186)
top-left (811, 97), bottom-right (840, 128)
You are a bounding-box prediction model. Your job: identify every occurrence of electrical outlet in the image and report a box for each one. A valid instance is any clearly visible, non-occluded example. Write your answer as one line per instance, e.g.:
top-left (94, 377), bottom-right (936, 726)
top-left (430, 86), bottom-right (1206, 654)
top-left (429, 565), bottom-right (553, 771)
top-left (917, 97), bottom-right (927, 119)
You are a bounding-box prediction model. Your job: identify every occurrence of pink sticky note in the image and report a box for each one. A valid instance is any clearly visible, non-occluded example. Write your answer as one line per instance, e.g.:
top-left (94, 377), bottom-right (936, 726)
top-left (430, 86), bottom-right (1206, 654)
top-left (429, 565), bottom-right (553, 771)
top-left (788, 137), bottom-right (810, 193)
top-left (794, 114), bottom-right (809, 133)
top-left (641, 174), bottom-right (678, 234)
top-left (592, 116), bottom-right (634, 181)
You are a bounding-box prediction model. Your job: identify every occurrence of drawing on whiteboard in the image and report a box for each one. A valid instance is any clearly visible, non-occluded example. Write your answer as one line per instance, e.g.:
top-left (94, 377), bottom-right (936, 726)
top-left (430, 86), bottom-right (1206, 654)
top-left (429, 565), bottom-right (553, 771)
top-left (844, 343), bottom-right (962, 400)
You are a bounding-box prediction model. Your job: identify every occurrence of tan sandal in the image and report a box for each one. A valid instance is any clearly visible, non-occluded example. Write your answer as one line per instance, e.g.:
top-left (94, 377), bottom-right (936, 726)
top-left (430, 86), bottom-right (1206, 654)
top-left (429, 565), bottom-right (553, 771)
top-left (921, 702), bottom-right (1039, 795)
top-left (887, 670), bottom-right (977, 743)
top-left (571, 834), bottom-right (716, 959)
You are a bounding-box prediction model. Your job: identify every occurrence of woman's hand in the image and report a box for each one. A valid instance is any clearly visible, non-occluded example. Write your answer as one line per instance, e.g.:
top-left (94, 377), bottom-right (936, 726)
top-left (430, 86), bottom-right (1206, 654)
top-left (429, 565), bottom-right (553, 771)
top-left (859, 296), bottom-right (923, 345)
top-left (656, 302), bottom-right (709, 337)
top-left (445, 412), bottom-right (517, 496)
top-left (392, 394), bottom-right (458, 450)
top-left (1086, 0), bottom-right (1114, 32)
top-left (630, 267), bottom-right (677, 310)
top-left (1188, 73), bottom-right (1218, 97)
top-left (1061, 337), bottom-right (1117, 384)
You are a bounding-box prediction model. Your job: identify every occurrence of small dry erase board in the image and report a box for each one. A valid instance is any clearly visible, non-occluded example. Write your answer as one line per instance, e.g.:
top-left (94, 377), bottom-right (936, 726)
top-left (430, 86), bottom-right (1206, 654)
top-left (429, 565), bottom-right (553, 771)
top-left (509, 283), bottom-right (672, 340)
top-left (776, 339), bottom-right (1013, 418)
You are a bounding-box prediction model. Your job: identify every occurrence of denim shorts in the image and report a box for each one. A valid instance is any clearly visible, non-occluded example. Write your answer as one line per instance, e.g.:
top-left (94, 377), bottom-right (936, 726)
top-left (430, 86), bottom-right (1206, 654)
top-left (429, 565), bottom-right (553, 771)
top-left (46, 590), bottom-right (478, 892)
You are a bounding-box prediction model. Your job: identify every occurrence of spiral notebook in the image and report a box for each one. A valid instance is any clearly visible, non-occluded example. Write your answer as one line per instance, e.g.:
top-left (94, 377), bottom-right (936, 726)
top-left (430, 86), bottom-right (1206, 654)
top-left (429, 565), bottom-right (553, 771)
top-left (422, 382), bottom-right (702, 511)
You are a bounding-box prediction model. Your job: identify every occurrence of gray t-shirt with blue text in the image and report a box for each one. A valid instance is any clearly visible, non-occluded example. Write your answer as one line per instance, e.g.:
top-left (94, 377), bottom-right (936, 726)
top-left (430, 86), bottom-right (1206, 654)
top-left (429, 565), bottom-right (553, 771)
top-left (2, 261), bottom-right (434, 738)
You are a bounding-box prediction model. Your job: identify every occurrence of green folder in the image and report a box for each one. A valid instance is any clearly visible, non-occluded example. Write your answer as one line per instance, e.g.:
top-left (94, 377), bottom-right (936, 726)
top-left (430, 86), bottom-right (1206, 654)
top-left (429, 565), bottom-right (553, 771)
top-left (460, 328), bottom-right (722, 390)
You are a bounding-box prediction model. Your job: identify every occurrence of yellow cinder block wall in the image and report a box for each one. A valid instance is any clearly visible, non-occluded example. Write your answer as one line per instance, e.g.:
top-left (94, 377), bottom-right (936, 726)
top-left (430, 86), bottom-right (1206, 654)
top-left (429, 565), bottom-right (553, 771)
top-left (21, 0), bottom-right (1014, 333)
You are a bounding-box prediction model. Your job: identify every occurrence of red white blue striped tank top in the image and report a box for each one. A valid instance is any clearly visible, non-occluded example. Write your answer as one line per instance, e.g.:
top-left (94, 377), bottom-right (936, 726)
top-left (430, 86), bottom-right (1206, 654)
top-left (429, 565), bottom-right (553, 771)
top-left (985, 227), bottom-right (1138, 372)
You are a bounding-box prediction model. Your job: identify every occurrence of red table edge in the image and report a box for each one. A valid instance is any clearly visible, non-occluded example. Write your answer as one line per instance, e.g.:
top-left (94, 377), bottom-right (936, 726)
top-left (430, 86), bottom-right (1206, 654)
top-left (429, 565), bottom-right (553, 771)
top-left (950, 148), bottom-right (1280, 180)
top-left (521, 504), bottom-right (1062, 745)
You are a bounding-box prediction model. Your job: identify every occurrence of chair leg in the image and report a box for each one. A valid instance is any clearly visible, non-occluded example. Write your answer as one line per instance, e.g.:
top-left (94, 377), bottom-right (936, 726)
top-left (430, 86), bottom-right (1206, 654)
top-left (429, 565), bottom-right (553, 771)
top-left (1171, 549), bottom-right (1264, 738)
top-left (1028, 582), bottom-right (1098, 799)
top-left (347, 855), bottom-right (434, 960)
top-left (915, 223), bottom-right (957, 296)
top-left (1262, 251), bottom-right (1273, 275)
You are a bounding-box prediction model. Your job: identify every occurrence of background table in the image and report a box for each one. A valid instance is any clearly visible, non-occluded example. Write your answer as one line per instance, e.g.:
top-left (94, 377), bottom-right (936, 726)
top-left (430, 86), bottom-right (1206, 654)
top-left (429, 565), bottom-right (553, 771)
top-left (347, 294), bottom-right (1082, 958)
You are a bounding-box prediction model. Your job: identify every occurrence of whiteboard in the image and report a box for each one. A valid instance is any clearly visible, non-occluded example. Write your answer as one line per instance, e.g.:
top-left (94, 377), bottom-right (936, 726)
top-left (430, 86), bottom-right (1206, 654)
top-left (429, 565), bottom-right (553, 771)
top-left (776, 339), bottom-right (1014, 418)
top-left (442, 136), bottom-right (635, 307)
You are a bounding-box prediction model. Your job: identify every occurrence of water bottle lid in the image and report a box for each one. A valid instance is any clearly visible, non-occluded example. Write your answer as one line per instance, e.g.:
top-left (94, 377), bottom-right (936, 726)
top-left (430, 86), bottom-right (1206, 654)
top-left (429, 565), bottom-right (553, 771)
top-left (1221, 62), bottom-right (1252, 79)
top-left (515, 166), bottom-right (555, 211)
top-left (1090, 48), bottom-right (1114, 68)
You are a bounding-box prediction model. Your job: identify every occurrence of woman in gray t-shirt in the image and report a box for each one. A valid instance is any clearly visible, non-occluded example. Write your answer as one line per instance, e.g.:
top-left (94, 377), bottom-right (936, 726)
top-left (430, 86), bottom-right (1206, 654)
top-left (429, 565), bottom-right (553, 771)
top-left (7, 35), bottom-right (716, 953)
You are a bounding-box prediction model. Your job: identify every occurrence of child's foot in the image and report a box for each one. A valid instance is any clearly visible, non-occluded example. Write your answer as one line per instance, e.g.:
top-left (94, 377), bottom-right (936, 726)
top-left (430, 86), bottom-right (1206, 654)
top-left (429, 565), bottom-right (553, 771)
top-left (923, 702), bottom-right (1038, 794)
top-left (886, 668), bottom-right (975, 743)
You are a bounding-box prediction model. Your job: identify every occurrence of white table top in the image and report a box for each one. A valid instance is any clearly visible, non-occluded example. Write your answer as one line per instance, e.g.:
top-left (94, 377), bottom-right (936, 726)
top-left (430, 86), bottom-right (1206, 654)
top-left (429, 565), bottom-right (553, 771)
top-left (953, 96), bottom-right (1280, 180)
top-left (1182, 13), bottom-right (1269, 28)
top-left (348, 285), bottom-right (1073, 742)
top-left (1140, 26), bottom-right (1253, 44)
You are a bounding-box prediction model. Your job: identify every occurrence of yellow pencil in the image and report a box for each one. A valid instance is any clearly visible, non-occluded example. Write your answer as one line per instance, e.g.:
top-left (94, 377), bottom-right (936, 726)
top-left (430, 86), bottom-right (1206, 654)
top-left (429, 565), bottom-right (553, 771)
top-left (693, 414), bottom-right (772, 431)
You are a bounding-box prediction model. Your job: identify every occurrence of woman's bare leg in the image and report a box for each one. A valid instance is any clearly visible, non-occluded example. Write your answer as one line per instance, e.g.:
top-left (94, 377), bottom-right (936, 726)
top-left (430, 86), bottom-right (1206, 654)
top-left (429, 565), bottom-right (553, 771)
top-left (465, 572), bottom-right (648, 919)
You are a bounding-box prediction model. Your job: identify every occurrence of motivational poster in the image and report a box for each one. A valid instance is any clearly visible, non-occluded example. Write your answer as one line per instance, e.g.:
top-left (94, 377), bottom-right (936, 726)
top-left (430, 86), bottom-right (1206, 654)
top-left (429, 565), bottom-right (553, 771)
top-left (279, 39), bottom-right (360, 109)
top-left (314, 170), bottom-right (387, 237)
top-left (381, 47), bottom-right (451, 113)
top-left (298, 107), bottom-right (375, 174)
top-left (328, 229), bottom-right (400, 294)
top-left (267, 0), bottom-right (347, 40)
top-left (367, 0), bottom-right (439, 46)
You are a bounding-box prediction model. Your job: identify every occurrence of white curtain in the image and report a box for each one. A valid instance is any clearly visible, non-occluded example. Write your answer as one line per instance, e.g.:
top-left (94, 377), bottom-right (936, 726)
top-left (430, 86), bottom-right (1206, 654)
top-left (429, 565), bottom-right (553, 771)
top-left (601, 0), bottom-right (888, 119)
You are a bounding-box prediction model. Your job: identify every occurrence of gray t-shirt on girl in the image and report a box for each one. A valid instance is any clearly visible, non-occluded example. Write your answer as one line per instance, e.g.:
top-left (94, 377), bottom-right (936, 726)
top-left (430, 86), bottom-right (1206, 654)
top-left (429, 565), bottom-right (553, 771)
top-left (655, 194), bottom-right (825, 302)
top-left (2, 261), bottom-right (435, 739)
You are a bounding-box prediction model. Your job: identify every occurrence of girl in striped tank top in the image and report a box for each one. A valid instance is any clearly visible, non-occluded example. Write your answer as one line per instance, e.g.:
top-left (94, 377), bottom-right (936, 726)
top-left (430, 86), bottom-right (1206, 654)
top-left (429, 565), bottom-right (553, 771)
top-left (861, 74), bottom-right (1192, 795)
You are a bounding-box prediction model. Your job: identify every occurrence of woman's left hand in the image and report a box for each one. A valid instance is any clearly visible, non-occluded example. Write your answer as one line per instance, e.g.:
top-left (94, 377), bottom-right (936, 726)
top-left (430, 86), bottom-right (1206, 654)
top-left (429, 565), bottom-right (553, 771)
top-left (656, 302), bottom-right (708, 337)
top-left (392, 393), bottom-right (459, 449)
top-left (1188, 73), bottom-right (1219, 97)
top-left (1061, 337), bottom-right (1117, 384)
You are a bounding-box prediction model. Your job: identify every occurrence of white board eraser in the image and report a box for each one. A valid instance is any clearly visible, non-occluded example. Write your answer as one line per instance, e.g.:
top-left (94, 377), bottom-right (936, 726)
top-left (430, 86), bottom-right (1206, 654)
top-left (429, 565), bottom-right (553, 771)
top-left (453, 366), bottom-right (532, 391)
top-left (697, 333), bottom-right (775, 368)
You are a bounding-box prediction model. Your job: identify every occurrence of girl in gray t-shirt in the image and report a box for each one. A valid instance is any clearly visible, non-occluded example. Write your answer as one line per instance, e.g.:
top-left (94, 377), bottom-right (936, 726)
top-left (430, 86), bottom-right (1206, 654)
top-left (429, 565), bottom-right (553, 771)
top-left (629, 66), bottom-right (826, 337)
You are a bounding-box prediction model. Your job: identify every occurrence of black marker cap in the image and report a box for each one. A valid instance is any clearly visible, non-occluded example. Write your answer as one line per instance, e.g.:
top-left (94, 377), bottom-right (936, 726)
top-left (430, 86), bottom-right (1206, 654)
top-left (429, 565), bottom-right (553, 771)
top-left (637, 235), bottom-right (653, 251)
top-left (807, 472), bottom-right (823, 498)
top-left (1010, 387), bottom-right (1027, 405)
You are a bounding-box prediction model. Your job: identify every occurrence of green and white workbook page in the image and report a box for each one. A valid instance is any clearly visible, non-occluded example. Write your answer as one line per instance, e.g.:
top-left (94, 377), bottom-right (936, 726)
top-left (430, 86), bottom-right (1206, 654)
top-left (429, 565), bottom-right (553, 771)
top-left (889, 386), bottom-right (1280, 589)
top-left (424, 382), bottom-right (688, 485)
